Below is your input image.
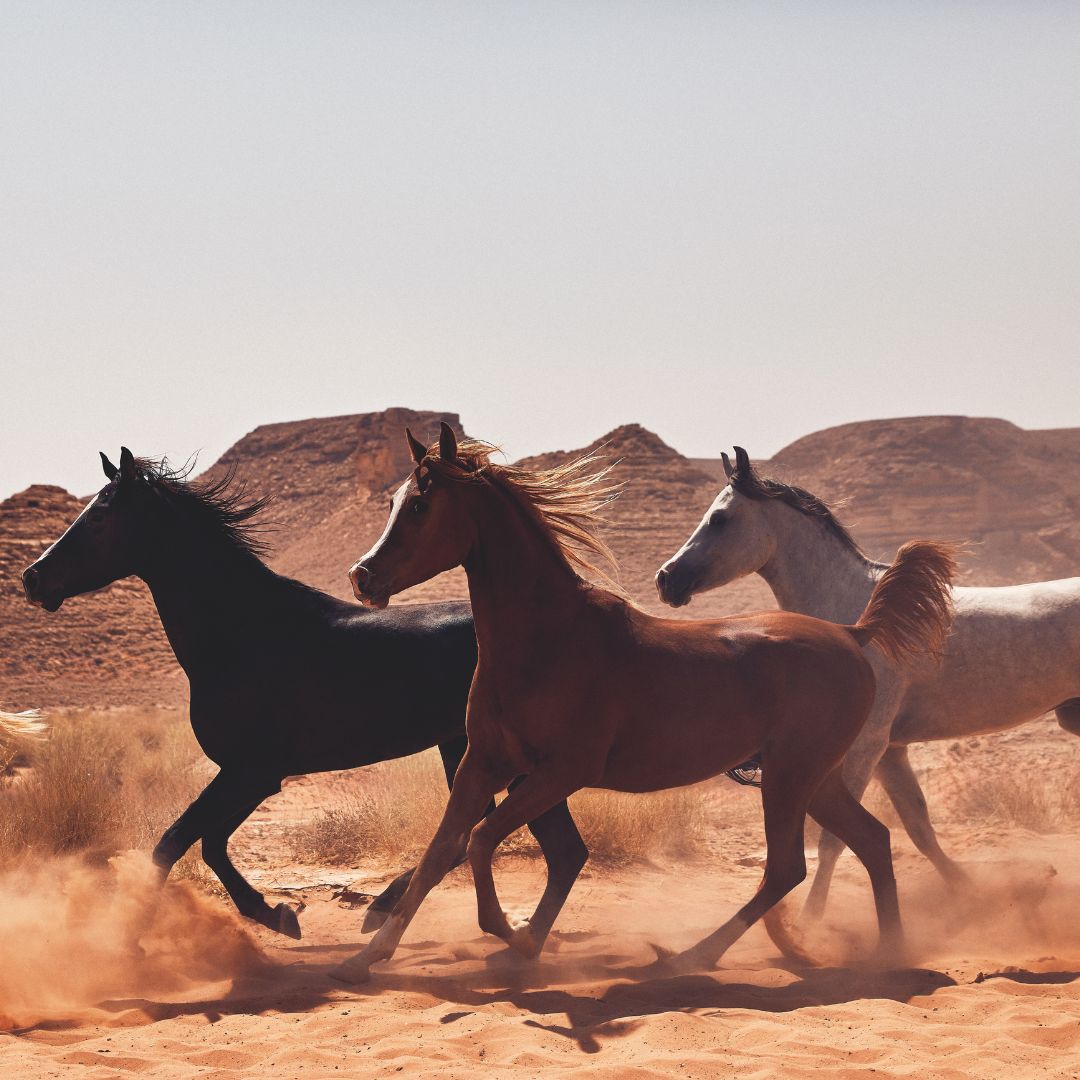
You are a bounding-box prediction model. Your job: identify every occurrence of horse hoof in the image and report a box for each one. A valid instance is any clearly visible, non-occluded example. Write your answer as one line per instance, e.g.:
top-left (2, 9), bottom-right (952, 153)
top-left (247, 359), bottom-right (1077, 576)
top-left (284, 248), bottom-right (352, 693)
top-left (362, 906), bottom-right (390, 934)
top-left (509, 923), bottom-right (541, 959)
top-left (272, 902), bottom-right (303, 940)
top-left (330, 958), bottom-right (372, 985)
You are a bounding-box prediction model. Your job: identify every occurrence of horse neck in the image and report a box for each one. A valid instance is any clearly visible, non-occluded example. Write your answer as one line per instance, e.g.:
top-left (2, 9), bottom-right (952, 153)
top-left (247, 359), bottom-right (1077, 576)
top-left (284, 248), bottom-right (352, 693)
top-left (462, 485), bottom-right (588, 654)
top-left (756, 501), bottom-right (881, 623)
top-left (138, 521), bottom-right (281, 674)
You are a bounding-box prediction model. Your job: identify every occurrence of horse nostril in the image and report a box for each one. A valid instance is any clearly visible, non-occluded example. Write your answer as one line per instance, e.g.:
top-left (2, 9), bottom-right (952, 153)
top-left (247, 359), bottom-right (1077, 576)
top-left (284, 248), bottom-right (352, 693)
top-left (655, 568), bottom-right (669, 596)
top-left (349, 563), bottom-right (371, 596)
top-left (22, 566), bottom-right (39, 598)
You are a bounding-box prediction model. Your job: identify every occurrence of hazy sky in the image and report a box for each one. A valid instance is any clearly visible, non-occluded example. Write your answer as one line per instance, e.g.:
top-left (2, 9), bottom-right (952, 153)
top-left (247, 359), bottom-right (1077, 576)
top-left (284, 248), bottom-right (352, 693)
top-left (3, 2), bottom-right (1078, 500)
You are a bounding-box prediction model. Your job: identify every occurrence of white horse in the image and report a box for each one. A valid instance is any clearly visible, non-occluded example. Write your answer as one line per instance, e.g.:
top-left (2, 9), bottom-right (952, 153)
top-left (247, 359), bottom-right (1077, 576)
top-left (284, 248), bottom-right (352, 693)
top-left (656, 446), bottom-right (1080, 917)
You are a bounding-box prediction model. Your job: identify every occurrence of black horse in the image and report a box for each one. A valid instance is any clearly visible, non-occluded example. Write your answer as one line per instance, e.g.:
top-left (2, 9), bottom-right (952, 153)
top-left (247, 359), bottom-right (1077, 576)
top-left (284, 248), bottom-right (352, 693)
top-left (22, 448), bottom-right (585, 939)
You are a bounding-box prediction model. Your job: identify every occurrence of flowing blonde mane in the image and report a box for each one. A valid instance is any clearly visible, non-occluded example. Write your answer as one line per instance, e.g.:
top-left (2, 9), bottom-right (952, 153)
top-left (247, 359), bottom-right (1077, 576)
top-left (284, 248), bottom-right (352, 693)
top-left (419, 438), bottom-right (625, 587)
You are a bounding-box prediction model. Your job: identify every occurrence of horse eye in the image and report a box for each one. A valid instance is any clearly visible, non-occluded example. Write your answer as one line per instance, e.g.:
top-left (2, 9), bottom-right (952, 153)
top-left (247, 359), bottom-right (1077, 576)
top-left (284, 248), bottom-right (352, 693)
top-left (411, 500), bottom-right (428, 515)
top-left (709, 514), bottom-right (726, 529)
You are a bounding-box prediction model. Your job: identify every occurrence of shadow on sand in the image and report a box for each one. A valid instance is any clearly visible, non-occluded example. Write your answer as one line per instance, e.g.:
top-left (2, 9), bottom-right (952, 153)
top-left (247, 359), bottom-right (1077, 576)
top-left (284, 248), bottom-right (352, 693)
top-left (11, 934), bottom-right (982, 1055)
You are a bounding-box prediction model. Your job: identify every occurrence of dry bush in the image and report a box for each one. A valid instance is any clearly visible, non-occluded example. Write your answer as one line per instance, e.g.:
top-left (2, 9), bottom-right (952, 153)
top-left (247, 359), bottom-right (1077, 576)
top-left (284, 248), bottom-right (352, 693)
top-left (946, 765), bottom-right (1080, 832)
top-left (290, 751), bottom-right (450, 865)
top-left (0, 708), bottom-right (211, 873)
top-left (568, 786), bottom-right (713, 863)
top-left (290, 748), bottom-right (717, 867)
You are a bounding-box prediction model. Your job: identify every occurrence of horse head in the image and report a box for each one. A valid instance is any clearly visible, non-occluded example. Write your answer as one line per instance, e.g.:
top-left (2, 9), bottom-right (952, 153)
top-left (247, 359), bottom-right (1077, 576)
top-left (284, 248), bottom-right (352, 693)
top-left (23, 447), bottom-right (154, 611)
top-left (655, 446), bottom-right (777, 607)
top-left (349, 422), bottom-right (479, 608)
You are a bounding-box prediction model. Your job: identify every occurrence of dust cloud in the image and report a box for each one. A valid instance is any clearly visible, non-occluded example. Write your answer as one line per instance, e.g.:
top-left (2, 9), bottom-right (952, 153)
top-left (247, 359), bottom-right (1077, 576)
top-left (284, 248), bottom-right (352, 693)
top-left (0, 851), bottom-right (265, 1030)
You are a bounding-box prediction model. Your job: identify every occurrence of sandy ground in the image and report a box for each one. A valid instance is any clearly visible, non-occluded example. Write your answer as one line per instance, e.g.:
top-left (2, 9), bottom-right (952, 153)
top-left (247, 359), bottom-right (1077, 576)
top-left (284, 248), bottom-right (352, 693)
top-left (5, 753), bottom-right (1080, 1079)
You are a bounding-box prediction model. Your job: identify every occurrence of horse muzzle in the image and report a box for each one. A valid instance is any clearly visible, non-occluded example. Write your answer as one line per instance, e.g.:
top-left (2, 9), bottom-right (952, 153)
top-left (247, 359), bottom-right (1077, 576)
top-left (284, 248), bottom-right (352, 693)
top-left (348, 563), bottom-right (390, 610)
top-left (22, 565), bottom-right (65, 612)
top-left (654, 566), bottom-right (693, 608)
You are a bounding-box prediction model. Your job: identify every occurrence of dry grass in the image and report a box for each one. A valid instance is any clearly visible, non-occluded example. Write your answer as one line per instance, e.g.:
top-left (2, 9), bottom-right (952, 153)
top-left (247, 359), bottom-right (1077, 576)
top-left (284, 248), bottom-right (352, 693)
top-left (0, 708), bottom-right (212, 878)
top-left (290, 748), bottom-right (717, 867)
top-left (945, 765), bottom-right (1080, 833)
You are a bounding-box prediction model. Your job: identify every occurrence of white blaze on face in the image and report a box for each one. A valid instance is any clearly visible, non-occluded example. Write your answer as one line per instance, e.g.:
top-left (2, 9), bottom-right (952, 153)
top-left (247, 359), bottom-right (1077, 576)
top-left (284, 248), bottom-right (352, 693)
top-left (673, 485), bottom-right (734, 567)
top-left (36, 491), bottom-right (103, 564)
top-left (358, 479), bottom-right (412, 566)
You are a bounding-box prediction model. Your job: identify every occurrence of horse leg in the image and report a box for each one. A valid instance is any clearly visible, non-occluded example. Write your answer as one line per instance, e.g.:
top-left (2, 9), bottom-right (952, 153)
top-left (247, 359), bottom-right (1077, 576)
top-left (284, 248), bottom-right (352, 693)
top-left (331, 750), bottom-right (511, 983)
top-left (875, 744), bottom-right (968, 888)
top-left (152, 769), bottom-right (281, 880)
top-left (364, 737), bottom-right (500, 932)
top-left (664, 753), bottom-right (817, 972)
top-left (465, 770), bottom-right (588, 959)
top-left (201, 801), bottom-right (302, 939)
top-left (521, 798), bottom-right (588, 955)
top-left (806, 766), bottom-right (904, 958)
top-left (803, 727), bottom-right (890, 921)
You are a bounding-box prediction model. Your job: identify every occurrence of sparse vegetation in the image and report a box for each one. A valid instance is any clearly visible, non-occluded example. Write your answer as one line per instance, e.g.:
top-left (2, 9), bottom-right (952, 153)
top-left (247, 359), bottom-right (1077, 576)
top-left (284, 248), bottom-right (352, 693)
top-left (289, 748), bottom-right (718, 866)
top-left (946, 765), bottom-right (1080, 832)
top-left (0, 708), bottom-right (212, 878)
top-left (5, 710), bottom-right (721, 881)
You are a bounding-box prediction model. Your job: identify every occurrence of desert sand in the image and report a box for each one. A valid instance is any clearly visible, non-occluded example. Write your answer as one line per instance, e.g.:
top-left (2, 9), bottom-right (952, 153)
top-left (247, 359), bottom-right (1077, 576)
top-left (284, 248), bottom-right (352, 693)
top-left (4, 717), bottom-right (1080, 1078)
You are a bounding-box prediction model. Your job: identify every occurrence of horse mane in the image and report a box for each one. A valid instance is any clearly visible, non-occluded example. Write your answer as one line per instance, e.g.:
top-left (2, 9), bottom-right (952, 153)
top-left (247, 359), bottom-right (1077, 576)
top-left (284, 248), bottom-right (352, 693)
top-left (132, 457), bottom-right (275, 558)
top-left (730, 462), bottom-right (885, 567)
top-left (420, 439), bottom-right (625, 587)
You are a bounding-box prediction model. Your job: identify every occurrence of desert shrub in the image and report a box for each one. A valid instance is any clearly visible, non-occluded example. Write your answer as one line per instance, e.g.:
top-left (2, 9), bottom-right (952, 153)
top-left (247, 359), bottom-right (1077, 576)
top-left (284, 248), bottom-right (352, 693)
top-left (290, 748), bottom-right (717, 866)
top-left (946, 765), bottom-right (1080, 832)
top-left (289, 751), bottom-right (450, 865)
top-left (0, 708), bottom-right (211, 869)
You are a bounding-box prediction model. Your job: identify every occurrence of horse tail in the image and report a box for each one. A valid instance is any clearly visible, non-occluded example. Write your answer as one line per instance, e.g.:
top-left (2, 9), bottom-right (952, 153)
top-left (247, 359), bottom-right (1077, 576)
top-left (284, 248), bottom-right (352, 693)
top-left (849, 540), bottom-right (957, 664)
top-left (0, 709), bottom-right (47, 749)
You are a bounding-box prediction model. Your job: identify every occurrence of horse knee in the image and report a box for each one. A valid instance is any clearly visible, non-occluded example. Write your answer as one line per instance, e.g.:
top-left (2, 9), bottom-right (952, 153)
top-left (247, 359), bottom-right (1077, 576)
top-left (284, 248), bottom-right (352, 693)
top-left (466, 823), bottom-right (497, 867)
top-left (1056, 700), bottom-right (1080, 736)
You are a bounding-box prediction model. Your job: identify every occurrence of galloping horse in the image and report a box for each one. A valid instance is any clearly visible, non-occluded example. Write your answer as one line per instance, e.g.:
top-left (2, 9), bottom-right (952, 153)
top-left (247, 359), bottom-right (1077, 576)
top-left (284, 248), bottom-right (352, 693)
top-left (656, 446), bottom-right (1080, 917)
top-left (22, 448), bottom-right (582, 937)
top-left (333, 424), bottom-right (956, 982)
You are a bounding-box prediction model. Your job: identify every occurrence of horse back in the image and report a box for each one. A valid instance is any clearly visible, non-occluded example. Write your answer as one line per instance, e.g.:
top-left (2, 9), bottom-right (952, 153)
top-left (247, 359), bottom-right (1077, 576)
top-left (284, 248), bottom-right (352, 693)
top-left (188, 598), bottom-right (477, 773)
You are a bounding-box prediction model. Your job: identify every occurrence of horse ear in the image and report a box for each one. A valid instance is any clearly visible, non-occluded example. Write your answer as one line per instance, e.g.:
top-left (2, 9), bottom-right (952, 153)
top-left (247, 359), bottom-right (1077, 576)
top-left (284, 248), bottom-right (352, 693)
top-left (405, 428), bottom-right (427, 466)
top-left (439, 421), bottom-right (458, 463)
top-left (100, 452), bottom-right (119, 481)
top-left (721, 452), bottom-right (733, 479)
top-left (119, 447), bottom-right (137, 481)
top-left (734, 446), bottom-right (751, 476)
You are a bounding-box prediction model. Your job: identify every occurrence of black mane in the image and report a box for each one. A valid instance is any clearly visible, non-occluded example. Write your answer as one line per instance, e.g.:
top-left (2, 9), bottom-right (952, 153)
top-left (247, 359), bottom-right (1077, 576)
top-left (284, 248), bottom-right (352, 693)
top-left (731, 465), bottom-right (884, 567)
top-left (134, 457), bottom-right (275, 558)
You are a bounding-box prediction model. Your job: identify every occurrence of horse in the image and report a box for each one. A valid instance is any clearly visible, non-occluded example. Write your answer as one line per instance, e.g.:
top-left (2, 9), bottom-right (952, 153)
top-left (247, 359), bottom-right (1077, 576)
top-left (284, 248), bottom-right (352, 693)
top-left (21, 447), bottom-right (582, 938)
top-left (655, 446), bottom-right (1080, 918)
top-left (331, 423), bottom-right (956, 982)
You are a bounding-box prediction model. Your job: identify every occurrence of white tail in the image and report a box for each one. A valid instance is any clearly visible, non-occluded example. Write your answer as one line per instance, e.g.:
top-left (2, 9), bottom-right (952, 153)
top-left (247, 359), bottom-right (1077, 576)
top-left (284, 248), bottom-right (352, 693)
top-left (0, 709), bottom-right (47, 747)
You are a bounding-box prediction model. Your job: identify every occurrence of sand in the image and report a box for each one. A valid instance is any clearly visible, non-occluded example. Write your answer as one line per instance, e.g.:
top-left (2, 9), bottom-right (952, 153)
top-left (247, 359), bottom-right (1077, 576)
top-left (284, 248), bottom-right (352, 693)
top-left (4, 804), bottom-right (1080, 1078)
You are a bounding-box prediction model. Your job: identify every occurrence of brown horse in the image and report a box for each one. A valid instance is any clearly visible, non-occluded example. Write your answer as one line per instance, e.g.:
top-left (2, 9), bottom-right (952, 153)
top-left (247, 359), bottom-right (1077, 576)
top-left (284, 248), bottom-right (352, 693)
top-left (333, 424), bottom-right (956, 982)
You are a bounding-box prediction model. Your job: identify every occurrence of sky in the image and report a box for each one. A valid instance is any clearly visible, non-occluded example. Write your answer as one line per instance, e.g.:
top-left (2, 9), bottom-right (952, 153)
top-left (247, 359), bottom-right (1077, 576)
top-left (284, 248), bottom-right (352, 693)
top-left (3, 2), bottom-right (1078, 500)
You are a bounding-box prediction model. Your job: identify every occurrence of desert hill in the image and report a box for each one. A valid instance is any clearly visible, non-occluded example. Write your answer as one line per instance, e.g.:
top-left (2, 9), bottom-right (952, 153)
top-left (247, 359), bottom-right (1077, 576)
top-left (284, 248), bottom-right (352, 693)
top-left (760, 415), bottom-right (1080, 583)
top-left (2, 412), bottom-right (1077, 708)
